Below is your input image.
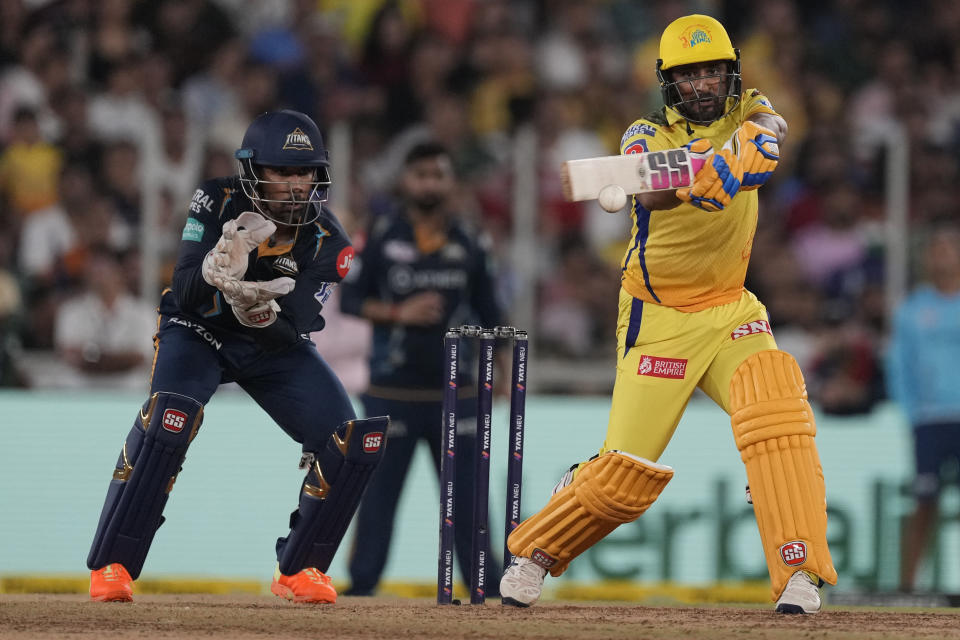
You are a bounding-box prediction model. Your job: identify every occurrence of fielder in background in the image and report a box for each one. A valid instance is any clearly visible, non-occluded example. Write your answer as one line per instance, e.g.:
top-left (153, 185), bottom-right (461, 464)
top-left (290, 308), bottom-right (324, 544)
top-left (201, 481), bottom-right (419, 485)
top-left (887, 227), bottom-right (960, 592)
top-left (340, 142), bottom-right (503, 596)
top-left (501, 14), bottom-right (837, 614)
top-left (87, 110), bottom-right (388, 605)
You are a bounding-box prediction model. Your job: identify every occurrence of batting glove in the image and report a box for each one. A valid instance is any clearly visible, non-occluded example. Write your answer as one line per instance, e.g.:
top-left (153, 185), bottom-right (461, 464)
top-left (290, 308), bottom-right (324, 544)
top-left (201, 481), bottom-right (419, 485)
top-left (202, 212), bottom-right (276, 287)
top-left (676, 138), bottom-right (743, 212)
top-left (724, 121), bottom-right (779, 190)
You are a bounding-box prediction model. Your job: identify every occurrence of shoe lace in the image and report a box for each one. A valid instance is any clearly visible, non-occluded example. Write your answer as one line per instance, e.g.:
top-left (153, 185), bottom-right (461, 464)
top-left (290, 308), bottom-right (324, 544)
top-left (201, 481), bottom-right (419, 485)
top-left (302, 568), bottom-right (330, 584)
top-left (101, 565), bottom-right (124, 581)
top-left (514, 558), bottom-right (546, 581)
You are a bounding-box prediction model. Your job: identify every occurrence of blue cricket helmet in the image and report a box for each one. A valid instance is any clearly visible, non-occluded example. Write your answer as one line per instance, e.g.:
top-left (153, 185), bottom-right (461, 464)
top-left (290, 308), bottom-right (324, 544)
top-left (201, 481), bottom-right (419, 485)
top-left (235, 110), bottom-right (331, 226)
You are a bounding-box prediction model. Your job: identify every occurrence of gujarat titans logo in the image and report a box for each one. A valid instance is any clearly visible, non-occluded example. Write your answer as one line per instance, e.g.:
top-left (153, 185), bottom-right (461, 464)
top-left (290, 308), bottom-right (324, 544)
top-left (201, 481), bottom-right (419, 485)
top-left (283, 128), bottom-right (313, 150)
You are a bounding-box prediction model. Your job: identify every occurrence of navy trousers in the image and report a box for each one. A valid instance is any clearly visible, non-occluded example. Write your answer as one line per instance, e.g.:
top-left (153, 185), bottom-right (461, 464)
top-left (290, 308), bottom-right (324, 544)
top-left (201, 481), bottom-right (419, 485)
top-left (150, 316), bottom-right (356, 450)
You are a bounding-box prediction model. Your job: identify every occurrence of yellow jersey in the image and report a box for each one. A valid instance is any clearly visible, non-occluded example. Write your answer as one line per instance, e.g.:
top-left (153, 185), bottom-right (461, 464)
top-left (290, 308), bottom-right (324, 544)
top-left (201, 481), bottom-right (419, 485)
top-left (618, 90), bottom-right (778, 312)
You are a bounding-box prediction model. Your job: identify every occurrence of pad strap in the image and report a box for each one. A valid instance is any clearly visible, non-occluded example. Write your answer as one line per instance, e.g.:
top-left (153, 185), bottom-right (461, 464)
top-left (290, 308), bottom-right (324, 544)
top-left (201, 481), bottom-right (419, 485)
top-left (507, 451), bottom-right (672, 576)
top-left (276, 416), bottom-right (389, 574)
top-left (730, 350), bottom-right (837, 600)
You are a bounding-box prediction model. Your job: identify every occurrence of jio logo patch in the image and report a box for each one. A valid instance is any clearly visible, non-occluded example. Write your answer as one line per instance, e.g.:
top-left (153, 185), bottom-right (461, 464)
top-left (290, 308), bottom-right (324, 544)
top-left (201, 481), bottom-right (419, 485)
top-left (336, 246), bottom-right (355, 278)
top-left (779, 541), bottom-right (807, 566)
top-left (162, 409), bottom-right (188, 433)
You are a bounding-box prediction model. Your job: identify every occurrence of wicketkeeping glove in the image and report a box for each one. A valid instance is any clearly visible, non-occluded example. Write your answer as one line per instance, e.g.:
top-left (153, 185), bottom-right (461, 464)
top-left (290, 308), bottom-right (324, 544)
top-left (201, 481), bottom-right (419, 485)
top-left (221, 276), bottom-right (296, 328)
top-left (723, 121), bottom-right (779, 190)
top-left (676, 138), bottom-right (743, 212)
top-left (232, 299), bottom-right (282, 328)
top-left (202, 211), bottom-right (276, 287)
top-left (219, 275), bottom-right (295, 309)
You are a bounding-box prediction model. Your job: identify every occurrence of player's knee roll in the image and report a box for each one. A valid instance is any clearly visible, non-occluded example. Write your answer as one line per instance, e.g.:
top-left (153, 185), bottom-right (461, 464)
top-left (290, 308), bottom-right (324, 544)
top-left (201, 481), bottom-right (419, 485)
top-left (729, 350), bottom-right (815, 449)
top-left (507, 451), bottom-right (673, 576)
top-left (574, 451), bottom-right (673, 521)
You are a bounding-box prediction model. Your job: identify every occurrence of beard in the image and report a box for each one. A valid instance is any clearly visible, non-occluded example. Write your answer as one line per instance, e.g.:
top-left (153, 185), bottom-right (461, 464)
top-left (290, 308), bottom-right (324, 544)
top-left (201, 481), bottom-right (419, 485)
top-left (265, 195), bottom-right (308, 221)
top-left (411, 193), bottom-right (445, 212)
top-left (683, 95), bottom-right (722, 120)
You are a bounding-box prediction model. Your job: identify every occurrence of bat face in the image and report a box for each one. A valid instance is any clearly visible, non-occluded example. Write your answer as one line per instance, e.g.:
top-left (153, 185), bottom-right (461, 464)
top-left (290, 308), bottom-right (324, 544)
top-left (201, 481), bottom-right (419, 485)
top-left (561, 148), bottom-right (695, 202)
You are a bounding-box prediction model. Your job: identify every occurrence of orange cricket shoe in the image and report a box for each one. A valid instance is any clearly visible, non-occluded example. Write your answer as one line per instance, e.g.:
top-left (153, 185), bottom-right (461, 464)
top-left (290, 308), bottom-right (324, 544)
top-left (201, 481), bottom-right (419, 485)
top-left (90, 563), bottom-right (134, 602)
top-left (270, 566), bottom-right (337, 604)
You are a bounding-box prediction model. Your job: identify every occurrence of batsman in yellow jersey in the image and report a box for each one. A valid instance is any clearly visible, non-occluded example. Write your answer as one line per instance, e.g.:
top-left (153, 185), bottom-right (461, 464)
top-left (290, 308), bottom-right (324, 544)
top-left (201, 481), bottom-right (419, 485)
top-left (500, 14), bottom-right (837, 614)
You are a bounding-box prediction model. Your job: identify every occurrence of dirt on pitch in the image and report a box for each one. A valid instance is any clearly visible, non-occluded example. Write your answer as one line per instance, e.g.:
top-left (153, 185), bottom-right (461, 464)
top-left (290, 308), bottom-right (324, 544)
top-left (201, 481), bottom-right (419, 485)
top-left (2, 594), bottom-right (960, 640)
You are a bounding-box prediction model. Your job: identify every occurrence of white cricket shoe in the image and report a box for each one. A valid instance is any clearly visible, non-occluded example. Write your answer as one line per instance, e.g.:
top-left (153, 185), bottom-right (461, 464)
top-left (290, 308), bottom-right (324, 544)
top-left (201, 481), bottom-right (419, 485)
top-left (500, 557), bottom-right (547, 607)
top-left (775, 571), bottom-right (821, 614)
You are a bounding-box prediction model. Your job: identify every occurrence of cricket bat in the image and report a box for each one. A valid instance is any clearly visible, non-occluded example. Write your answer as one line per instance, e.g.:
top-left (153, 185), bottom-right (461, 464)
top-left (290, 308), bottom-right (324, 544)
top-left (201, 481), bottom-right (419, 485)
top-left (561, 148), bottom-right (697, 202)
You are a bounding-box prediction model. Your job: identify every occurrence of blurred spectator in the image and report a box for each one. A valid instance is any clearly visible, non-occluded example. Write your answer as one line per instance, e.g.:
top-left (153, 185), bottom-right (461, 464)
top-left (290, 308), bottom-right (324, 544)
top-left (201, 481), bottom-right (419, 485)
top-left (534, 90), bottom-right (615, 255)
top-left (469, 28), bottom-right (536, 137)
top-left (359, 1), bottom-right (420, 131)
top-left (53, 246), bottom-right (155, 390)
top-left (182, 39), bottom-right (243, 130)
top-left (807, 316), bottom-right (883, 415)
top-left (0, 106), bottom-right (62, 219)
top-left (790, 180), bottom-right (869, 289)
top-left (538, 232), bottom-right (618, 359)
top-left (133, 0), bottom-right (236, 85)
top-left (849, 39), bottom-right (915, 161)
top-left (748, 227), bottom-right (824, 372)
top-left (86, 59), bottom-right (160, 158)
top-left (87, 0), bottom-right (149, 85)
top-left (206, 60), bottom-right (279, 153)
top-left (0, 234), bottom-right (26, 387)
top-left (362, 91), bottom-right (499, 201)
top-left (886, 227), bottom-right (960, 591)
top-left (17, 162), bottom-right (94, 285)
top-left (148, 101), bottom-right (204, 219)
top-left (100, 139), bottom-right (142, 228)
top-left (50, 85), bottom-right (104, 172)
top-left (200, 144), bottom-right (236, 181)
top-left (0, 20), bottom-right (59, 142)
top-left (140, 51), bottom-right (176, 112)
top-left (18, 164), bottom-right (132, 350)
top-left (0, 0), bottom-right (26, 67)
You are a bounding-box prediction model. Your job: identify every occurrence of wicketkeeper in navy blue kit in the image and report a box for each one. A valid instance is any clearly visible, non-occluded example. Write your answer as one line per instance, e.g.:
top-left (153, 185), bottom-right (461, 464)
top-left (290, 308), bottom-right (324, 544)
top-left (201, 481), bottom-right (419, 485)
top-left (87, 110), bottom-right (388, 604)
top-left (340, 142), bottom-right (502, 596)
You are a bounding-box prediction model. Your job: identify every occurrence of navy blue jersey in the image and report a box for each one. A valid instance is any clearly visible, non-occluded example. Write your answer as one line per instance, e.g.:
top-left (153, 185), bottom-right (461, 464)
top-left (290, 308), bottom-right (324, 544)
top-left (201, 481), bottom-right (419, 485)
top-left (159, 176), bottom-right (354, 352)
top-left (340, 211), bottom-right (501, 390)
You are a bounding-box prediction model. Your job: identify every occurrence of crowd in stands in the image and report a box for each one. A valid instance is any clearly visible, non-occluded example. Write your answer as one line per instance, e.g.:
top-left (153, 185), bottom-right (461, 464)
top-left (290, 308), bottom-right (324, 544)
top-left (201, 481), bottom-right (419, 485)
top-left (0, 0), bottom-right (956, 412)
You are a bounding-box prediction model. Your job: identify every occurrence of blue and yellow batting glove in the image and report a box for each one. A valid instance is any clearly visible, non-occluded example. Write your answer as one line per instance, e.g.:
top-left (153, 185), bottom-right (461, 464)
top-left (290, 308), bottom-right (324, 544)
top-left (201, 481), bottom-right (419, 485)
top-left (676, 138), bottom-right (743, 212)
top-left (725, 121), bottom-right (779, 190)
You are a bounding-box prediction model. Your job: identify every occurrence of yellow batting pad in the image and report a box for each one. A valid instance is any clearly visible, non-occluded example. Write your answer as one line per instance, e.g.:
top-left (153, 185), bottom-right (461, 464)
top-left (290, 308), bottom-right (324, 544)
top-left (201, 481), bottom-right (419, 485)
top-left (507, 452), bottom-right (673, 577)
top-left (730, 350), bottom-right (837, 600)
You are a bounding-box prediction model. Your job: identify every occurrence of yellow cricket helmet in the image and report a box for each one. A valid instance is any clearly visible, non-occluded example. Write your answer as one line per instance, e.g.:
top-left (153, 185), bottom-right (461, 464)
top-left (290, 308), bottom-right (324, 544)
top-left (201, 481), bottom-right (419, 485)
top-left (658, 14), bottom-right (736, 70)
top-left (656, 14), bottom-right (742, 125)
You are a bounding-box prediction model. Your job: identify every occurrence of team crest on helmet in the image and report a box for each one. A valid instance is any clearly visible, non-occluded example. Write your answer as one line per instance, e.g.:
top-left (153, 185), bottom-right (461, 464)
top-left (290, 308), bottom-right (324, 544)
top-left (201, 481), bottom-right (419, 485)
top-left (680, 26), bottom-right (712, 49)
top-left (283, 127), bottom-right (314, 150)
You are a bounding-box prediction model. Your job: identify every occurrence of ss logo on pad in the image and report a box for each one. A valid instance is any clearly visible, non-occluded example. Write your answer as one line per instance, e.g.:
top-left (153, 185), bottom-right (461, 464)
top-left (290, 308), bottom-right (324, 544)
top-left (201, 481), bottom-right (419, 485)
top-left (162, 409), bottom-right (188, 433)
top-left (363, 433), bottom-right (383, 453)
